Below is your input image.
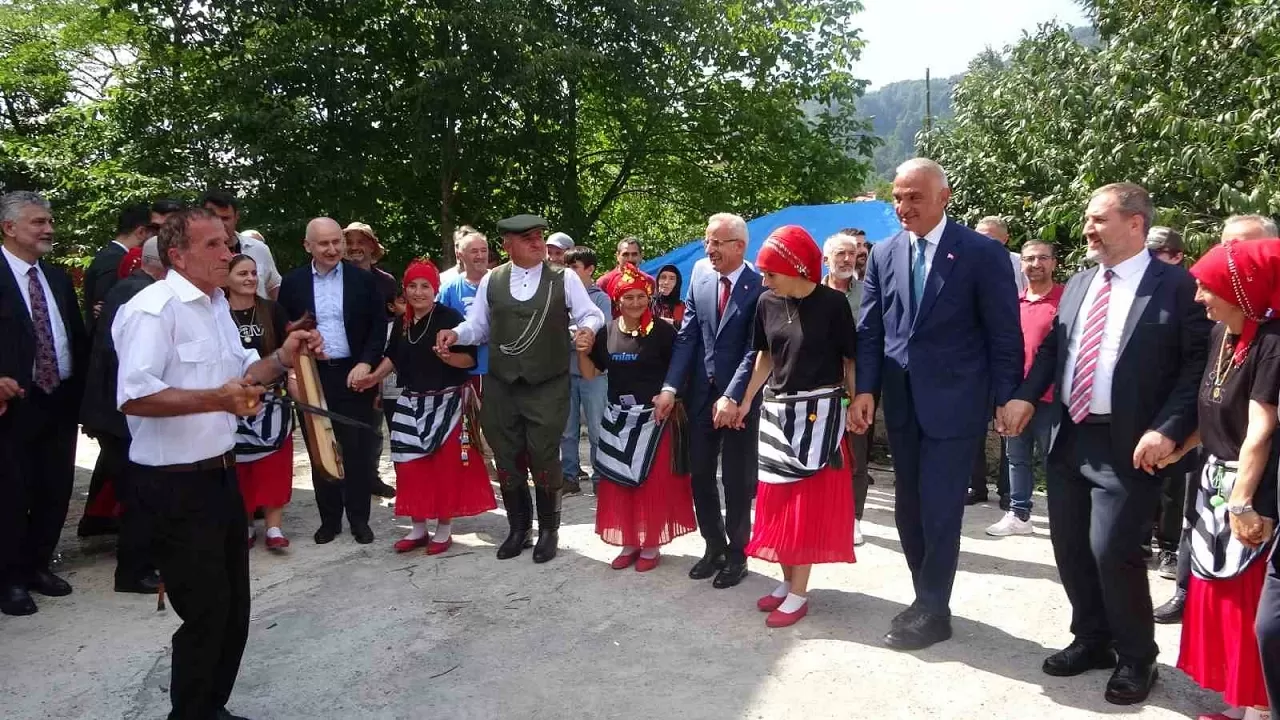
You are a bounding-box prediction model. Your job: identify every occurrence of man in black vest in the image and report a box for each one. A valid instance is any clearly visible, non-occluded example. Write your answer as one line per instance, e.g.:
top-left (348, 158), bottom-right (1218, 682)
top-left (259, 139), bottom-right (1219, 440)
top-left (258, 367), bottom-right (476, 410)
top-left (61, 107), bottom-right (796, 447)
top-left (435, 214), bottom-right (606, 562)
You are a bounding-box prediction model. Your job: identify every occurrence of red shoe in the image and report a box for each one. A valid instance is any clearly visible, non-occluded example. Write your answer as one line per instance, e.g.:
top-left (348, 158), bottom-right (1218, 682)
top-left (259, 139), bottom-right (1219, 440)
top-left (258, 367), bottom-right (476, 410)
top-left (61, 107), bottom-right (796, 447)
top-left (426, 538), bottom-right (453, 555)
top-left (611, 550), bottom-right (641, 570)
top-left (393, 536), bottom-right (429, 553)
top-left (634, 551), bottom-right (661, 572)
top-left (757, 593), bottom-right (785, 612)
top-left (265, 535), bottom-right (290, 550)
top-left (766, 601), bottom-right (809, 628)
top-left (1197, 714), bottom-right (1239, 720)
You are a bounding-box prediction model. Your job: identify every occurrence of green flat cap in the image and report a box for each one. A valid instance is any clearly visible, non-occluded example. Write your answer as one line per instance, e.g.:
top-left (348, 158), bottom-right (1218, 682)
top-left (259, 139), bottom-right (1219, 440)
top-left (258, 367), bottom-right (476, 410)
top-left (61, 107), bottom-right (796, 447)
top-left (496, 214), bottom-right (548, 234)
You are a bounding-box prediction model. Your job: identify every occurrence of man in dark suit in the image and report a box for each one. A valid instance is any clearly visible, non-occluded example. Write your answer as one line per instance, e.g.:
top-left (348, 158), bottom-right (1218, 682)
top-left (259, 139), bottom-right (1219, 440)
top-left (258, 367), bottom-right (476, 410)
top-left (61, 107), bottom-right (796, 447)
top-left (278, 217), bottom-right (387, 545)
top-left (852, 158), bottom-right (1024, 650)
top-left (82, 203), bottom-right (155, 342)
top-left (655, 212), bottom-right (763, 588)
top-left (0, 191), bottom-right (89, 616)
top-left (1002, 182), bottom-right (1210, 705)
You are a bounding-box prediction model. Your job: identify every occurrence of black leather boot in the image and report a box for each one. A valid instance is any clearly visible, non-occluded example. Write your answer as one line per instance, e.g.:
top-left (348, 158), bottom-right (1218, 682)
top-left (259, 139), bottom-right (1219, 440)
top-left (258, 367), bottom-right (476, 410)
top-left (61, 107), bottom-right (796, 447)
top-left (532, 486), bottom-right (561, 564)
top-left (496, 482), bottom-right (533, 560)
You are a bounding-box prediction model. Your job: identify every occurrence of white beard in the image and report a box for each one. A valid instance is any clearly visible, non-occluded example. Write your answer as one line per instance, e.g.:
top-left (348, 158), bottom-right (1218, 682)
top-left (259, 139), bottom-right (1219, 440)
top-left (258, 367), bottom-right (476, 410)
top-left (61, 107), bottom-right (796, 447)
top-left (829, 268), bottom-right (855, 281)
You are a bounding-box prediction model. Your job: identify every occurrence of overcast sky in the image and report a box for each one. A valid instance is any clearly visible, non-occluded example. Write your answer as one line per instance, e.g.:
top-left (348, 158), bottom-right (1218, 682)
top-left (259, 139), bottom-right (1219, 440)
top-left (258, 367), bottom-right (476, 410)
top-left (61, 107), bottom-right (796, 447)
top-left (853, 0), bottom-right (1090, 88)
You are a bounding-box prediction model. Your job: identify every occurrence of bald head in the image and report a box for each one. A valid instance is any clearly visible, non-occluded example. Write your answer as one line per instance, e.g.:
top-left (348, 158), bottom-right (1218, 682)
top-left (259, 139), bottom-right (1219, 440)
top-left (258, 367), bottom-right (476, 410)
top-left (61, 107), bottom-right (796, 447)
top-left (304, 217), bottom-right (345, 273)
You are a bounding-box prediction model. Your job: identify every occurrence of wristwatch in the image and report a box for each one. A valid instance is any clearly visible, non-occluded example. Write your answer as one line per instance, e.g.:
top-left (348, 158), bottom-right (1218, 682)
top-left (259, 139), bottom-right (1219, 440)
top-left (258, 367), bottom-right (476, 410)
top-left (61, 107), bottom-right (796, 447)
top-left (1227, 502), bottom-right (1255, 516)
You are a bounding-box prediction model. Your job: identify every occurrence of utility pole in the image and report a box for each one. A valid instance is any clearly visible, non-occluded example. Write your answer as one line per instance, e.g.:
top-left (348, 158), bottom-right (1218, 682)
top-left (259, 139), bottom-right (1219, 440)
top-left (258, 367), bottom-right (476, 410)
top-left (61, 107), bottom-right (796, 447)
top-left (923, 67), bottom-right (932, 155)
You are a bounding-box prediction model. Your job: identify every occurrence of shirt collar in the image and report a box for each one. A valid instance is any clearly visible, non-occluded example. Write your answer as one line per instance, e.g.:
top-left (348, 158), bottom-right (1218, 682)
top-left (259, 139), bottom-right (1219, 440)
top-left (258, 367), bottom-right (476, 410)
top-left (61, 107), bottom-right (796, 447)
top-left (112, 240), bottom-right (130, 251)
top-left (909, 214), bottom-right (948, 246)
top-left (2, 245), bottom-right (37, 277)
top-left (165, 270), bottom-right (218, 304)
top-left (1104, 249), bottom-right (1152, 280)
top-left (720, 263), bottom-right (746, 286)
top-left (312, 260), bottom-right (344, 279)
top-left (1020, 283), bottom-right (1063, 303)
top-left (512, 262), bottom-right (543, 276)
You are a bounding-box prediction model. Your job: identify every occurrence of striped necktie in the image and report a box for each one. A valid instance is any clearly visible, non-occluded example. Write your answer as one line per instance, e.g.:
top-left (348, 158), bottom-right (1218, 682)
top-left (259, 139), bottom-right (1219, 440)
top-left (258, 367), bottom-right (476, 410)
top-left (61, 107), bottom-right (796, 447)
top-left (1067, 269), bottom-right (1114, 423)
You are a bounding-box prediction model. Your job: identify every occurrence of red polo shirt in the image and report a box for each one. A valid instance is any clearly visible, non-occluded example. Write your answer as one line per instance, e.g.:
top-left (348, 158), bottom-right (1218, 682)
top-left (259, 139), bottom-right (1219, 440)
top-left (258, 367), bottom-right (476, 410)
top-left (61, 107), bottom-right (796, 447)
top-left (1021, 283), bottom-right (1064, 402)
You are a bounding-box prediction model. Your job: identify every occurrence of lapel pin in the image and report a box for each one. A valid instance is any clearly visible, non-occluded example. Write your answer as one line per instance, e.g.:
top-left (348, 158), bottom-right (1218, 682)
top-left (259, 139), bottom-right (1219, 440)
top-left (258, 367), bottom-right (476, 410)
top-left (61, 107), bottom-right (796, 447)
top-left (947, 253), bottom-right (955, 260)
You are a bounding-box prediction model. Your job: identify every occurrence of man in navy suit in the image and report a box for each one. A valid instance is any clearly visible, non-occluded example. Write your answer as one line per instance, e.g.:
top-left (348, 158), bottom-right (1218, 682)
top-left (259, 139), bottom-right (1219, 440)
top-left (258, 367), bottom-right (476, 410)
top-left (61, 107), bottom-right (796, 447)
top-left (655, 213), bottom-right (763, 588)
top-left (852, 159), bottom-right (1024, 649)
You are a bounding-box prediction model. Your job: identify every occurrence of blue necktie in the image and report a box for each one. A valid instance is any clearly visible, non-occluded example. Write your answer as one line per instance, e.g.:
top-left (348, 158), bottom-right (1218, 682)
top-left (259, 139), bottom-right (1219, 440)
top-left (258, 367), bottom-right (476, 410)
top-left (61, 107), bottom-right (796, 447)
top-left (911, 238), bottom-right (927, 316)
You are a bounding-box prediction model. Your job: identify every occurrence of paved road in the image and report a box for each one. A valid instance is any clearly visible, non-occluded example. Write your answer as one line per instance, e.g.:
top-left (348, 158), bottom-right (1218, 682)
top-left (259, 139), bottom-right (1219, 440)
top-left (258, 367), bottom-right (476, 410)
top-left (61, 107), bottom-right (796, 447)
top-left (0, 435), bottom-right (1216, 719)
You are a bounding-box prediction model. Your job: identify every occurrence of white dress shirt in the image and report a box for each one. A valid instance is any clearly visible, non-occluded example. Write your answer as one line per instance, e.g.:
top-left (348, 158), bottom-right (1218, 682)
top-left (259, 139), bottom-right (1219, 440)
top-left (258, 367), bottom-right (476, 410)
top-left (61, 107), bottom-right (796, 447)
top-left (113, 271), bottom-right (259, 466)
top-left (909, 214), bottom-right (948, 279)
top-left (454, 262), bottom-right (605, 346)
top-left (1061, 250), bottom-right (1152, 415)
top-left (236, 233), bottom-right (282, 297)
top-left (3, 246), bottom-right (72, 380)
top-left (718, 263), bottom-right (747, 295)
top-left (312, 261), bottom-right (351, 359)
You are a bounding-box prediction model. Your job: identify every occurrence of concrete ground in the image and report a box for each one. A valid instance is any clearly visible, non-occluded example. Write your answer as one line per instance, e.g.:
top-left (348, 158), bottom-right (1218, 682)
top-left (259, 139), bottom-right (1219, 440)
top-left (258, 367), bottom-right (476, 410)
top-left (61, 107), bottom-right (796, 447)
top-left (0, 434), bottom-right (1219, 720)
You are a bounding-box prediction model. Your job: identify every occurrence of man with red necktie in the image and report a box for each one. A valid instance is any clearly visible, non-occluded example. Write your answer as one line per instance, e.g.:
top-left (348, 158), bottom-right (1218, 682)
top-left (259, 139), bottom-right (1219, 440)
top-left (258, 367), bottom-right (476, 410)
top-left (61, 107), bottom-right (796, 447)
top-left (1002, 182), bottom-right (1211, 706)
top-left (0, 191), bottom-right (88, 616)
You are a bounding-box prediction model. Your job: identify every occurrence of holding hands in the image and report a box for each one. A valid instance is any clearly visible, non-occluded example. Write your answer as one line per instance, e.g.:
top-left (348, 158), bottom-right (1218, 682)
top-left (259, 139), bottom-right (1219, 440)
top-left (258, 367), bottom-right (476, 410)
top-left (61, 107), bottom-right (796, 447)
top-left (849, 393), bottom-right (875, 435)
top-left (995, 400), bottom-right (1035, 437)
top-left (573, 327), bottom-right (595, 353)
top-left (653, 390), bottom-right (676, 422)
top-left (713, 396), bottom-right (746, 429)
top-left (434, 329), bottom-right (459, 359)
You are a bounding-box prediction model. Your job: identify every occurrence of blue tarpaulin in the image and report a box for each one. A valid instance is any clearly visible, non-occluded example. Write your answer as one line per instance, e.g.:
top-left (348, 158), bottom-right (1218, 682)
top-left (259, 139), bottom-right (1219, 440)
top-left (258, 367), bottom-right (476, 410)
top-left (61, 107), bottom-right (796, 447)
top-left (639, 201), bottom-right (901, 291)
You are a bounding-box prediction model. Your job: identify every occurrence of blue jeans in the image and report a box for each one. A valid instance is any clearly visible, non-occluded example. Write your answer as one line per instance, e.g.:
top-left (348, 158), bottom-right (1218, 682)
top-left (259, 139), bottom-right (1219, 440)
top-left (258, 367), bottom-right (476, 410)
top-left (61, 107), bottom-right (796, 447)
top-left (1005, 400), bottom-right (1053, 520)
top-left (560, 374), bottom-right (608, 480)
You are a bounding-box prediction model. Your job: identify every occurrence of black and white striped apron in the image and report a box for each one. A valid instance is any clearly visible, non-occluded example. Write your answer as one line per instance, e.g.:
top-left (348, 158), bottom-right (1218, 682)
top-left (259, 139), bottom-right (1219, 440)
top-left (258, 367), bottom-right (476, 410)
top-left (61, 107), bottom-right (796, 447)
top-left (1188, 455), bottom-right (1275, 580)
top-left (594, 402), bottom-right (665, 488)
top-left (235, 392), bottom-right (293, 463)
top-left (389, 386), bottom-right (465, 463)
top-left (758, 386), bottom-right (845, 485)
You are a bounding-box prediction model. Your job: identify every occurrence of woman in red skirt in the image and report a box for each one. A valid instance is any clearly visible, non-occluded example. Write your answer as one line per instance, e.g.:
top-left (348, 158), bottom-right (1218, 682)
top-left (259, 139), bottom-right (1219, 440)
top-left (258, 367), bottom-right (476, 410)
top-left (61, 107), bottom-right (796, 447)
top-left (577, 263), bottom-right (696, 571)
top-left (227, 254), bottom-right (295, 550)
top-left (1161, 239), bottom-right (1280, 720)
top-left (729, 226), bottom-right (858, 628)
top-left (360, 259), bottom-right (495, 555)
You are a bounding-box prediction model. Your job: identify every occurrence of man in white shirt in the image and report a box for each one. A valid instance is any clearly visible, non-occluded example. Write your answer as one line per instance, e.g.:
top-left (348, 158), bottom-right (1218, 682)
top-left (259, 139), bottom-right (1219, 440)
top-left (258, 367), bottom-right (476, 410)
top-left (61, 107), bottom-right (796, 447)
top-left (113, 206), bottom-right (321, 720)
top-left (200, 190), bottom-right (282, 299)
top-left (435, 214), bottom-right (605, 563)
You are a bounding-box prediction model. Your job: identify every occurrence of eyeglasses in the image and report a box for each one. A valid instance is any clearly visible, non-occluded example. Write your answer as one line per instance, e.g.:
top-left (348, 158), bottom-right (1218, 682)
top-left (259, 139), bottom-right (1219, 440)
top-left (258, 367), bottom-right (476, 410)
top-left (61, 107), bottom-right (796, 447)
top-left (704, 238), bottom-right (744, 249)
top-left (1021, 254), bottom-right (1054, 262)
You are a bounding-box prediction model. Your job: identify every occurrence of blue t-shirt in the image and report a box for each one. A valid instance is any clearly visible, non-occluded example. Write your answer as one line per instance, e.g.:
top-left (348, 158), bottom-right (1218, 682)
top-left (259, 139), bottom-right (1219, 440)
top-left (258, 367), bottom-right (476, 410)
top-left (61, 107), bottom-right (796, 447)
top-left (438, 274), bottom-right (488, 375)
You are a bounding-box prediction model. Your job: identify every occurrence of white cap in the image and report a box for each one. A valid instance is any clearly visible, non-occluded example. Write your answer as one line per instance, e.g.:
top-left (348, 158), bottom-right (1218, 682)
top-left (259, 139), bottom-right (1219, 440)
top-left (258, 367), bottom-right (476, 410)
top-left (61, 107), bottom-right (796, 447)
top-left (142, 236), bottom-right (161, 262)
top-left (546, 232), bottom-right (574, 251)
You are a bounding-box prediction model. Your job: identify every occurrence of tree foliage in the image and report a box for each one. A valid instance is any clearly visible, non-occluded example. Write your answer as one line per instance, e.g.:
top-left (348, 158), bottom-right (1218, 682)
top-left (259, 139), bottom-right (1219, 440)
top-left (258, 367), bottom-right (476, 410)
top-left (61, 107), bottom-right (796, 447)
top-left (3, 0), bottom-right (876, 269)
top-left (931, 0), bottom-right (1280, 263)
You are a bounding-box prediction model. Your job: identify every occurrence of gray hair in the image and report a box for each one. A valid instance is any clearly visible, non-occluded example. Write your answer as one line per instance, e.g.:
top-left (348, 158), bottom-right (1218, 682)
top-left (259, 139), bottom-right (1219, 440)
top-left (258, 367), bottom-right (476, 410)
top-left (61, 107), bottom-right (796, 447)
top-left (0, 191), bottom-right (51, 224)
top-left (1092, 182), bottom-right (1154, 233)
top-left (456, 227), bottom-right (487, 249)
top-left (157, 207), bottom-right (220, 269)
top-left (976, 216), bottom-right (1008, 232)
top-left (1224, 214), bottom-right (1279, 237)
top-left (707, 213), bottom-right (748, 239)
top-left (895, 158), bottom-right (950, 189)
top-left (823, 232), bottom-right (860, 257)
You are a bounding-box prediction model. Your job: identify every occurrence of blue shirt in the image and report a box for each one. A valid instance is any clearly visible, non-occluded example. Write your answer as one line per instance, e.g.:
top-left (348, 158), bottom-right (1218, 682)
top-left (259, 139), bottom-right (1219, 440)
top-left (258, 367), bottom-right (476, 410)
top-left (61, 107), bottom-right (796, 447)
top-left (438, 273), bottom-right (488, 375)
top-left (570, 283), bottom-right (613, 376)
top-left (312, 261), bottom-right (351, 359)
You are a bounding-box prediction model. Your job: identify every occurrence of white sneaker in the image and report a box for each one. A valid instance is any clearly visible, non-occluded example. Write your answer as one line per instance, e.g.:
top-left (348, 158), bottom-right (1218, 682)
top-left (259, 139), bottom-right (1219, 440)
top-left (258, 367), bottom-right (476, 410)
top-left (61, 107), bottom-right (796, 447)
top-left (854, 520), bottom-right (865, 547)
top-left (985, 511), bottom-right (1034, 537)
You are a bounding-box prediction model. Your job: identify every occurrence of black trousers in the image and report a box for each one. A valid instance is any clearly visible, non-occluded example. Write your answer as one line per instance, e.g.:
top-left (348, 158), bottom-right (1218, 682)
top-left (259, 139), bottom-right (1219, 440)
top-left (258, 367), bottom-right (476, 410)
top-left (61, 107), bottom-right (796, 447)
top-left (1154, 453), bottom-right (1194, 552)
top-left (95, 434), bottom-right (153, 583)
top-left (970, 435), bottom-right (1011, 498)
top-left (0, 385), bottom-right (79, 586)
top-left (132, 460), bottom-right (249, 720)
top-left (1258, 549), bottom-right (1280, 709)
top-left (848, 431), bottom-right (870, 520)
top-left (1046, 420), bottom-right (1162, 663)
top-left (307, 361), bottom-right (379, 531)
top-left (689, 401), bottom-right (758, 562)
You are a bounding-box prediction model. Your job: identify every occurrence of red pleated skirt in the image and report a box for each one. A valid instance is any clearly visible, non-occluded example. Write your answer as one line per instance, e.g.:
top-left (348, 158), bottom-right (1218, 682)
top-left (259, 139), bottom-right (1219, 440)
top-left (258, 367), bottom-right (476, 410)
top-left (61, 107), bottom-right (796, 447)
top-left (235, 437), bottom-right (294, 514)
top-left (595, 429), bottom-right (697, 548)
top-left (746, 438), bottom-right (856, 566)
top-left (1178, 557), bottom-right (1270, 708)
top-left (393, 424), bottom-right (497, 520)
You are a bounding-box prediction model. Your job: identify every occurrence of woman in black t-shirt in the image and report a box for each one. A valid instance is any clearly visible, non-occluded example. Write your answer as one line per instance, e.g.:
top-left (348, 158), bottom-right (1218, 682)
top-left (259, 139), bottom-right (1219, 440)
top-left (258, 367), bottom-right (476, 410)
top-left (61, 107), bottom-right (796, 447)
top-left (732, 226), bottom-right (858, 629)
top-left (226, 254), bottom-right (295, 551)
top-left (578, 264), bottom-right (695, 572)
top-left (1161, 239), bottom-right (1280, 718)
top-left (360, 259), bottom-right (494, 556)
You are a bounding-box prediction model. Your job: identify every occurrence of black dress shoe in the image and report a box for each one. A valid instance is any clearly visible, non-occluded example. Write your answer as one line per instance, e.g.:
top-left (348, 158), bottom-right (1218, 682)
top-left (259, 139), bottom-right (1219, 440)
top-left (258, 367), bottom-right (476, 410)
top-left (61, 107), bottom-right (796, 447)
top-left (76, 515), bottom-right (119, 537)
top-left (1042, 641), bottom-right (1118, 676)
top-left (1104, 660), bottom-right (1157, 705)
top-left (314, 526), bottom-right (340, 544)
top-left (216, 708), bottom-right (252, 720)
top-left (1, 585), bottom-right (37, 616)
top-left (561, 477), bottom-right (582, 496)
top-left (371, 479), bottom-right (396, 499)
top-left (114, 574), bottom-right (162, 594)
top-left (883, 611), bottom-right (952, 650)
top-left (1153, 588), bottom-right (1186, 624)
top-left (965, 488), bottom-right (989, 506)
top-left (351, 525), bottom-right (375, 544)
top-left (28, 569), bottom-right (72, 597)
top-left (688, 549), bottom-right (727, 580)
top-left (891, 602), bottom-right (926, 629)
top-left (712, 560), bottom-right (748, 589)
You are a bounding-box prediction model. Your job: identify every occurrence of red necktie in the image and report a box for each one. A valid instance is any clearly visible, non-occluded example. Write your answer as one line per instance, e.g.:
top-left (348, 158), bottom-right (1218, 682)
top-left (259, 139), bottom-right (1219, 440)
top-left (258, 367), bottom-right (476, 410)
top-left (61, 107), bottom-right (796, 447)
top-left (1068, 269), bottom-right (1113, 423)
top-left (27, 267), bottom-right (60, 394)
top-left (717, 276), bottom-right (731, 320)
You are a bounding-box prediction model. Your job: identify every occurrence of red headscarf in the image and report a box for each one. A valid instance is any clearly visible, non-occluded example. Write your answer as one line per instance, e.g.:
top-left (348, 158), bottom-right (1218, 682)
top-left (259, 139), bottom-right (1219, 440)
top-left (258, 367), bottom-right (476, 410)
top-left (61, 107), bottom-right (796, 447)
top-left (118, 247), bottom-right (143, 279)
top-left (402, 258), bottom-right (441, 328)
top-left (756, 225), bottom-right (821, 283)
top-left (609, 262), bottom-right (656, 336)
top-left (1190, 238), bottom-right (1280, 365)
